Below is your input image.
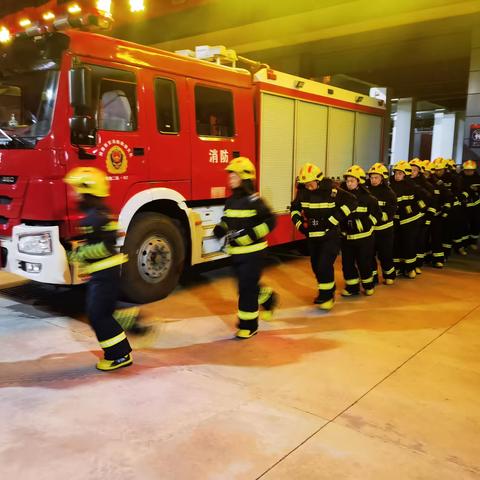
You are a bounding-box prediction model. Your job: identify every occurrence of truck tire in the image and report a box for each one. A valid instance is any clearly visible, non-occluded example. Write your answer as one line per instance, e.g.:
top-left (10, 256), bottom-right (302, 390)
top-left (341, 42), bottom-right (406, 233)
top-left (121, 212), bottom-right (185, 303)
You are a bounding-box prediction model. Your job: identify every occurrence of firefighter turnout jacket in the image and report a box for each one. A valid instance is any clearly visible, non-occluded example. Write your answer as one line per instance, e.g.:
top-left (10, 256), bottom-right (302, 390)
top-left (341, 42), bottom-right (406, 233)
top-left (290, 178), bottom-right (357, 238)
top-left (72, 206), bottom-right (127, 274)
top-left (214, 189), bottom-right (276, 255)
top-left (339, 183), bottom-right (383, 239)
top-left (390, 178), bottom-right (427, 225)
top-left (366, 182), bottom-right (397, 231)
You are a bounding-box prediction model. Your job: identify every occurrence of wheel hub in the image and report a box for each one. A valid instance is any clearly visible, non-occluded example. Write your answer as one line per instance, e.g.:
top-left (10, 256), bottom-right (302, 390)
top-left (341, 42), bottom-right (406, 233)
top-left (137, 235), bottom-right (172, 283)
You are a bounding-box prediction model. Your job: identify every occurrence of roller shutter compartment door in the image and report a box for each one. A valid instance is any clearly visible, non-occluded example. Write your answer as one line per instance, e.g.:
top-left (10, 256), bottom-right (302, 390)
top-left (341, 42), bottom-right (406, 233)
top-left (326, 108), bottom-right (355, 178)
top-left (259, 93), bottom-right (295, 213)
top-left (295, 100), bottom-right (328, 181)
top-left (354, 112), bottom-right (383, 170)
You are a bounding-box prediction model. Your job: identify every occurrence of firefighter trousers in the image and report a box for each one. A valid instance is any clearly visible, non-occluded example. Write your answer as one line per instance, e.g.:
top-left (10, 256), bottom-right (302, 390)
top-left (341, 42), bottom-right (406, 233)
top-left (394, 219), bottom-right (421, 273)
top-left (309, 232), bottom-right (340, 302)
top-left (416, 219), bottom-right (429, 267)
top-left (341, 235), bottom-right (375, 293)
top-left (231, 251), bottom-right (265, 333)
top-left (465, 205), bottom-right (480, 246)
top-left (430, 215), bottom-right (445, 264)
top-left (86, 266), bottom-right (132, 360)
top-left (372, 227), bottom-right (395, 280)
top-left (452, 204), bottom-right (468, 249)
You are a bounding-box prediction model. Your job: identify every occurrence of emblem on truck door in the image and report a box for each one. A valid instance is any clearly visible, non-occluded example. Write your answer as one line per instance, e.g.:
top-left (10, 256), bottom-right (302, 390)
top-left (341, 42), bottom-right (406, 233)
top-left (99, 140), bottom-right (133, 174)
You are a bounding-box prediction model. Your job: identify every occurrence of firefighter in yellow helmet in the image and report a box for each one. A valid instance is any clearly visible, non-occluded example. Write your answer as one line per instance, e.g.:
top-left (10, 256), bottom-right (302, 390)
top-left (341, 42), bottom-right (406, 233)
top-left (290, 162), bottom-right (357, 309)
top-left (64, 167), bottom-right (149, 371)
top-left (366, 163), bottom-right (397, 285)
top-left (390, 161), bottom-right (428, 278)
top-left (213, 157), bottom-right (277, 338)
top-left (340, 165), bottom-right (382, 296)
top-left (409, 158), bottom-right (436, 273)
top-left (434, 157), bottom-right (467, 256)
top-left (428, 158), bottom-right (454, 267)
top-left (460, 160), bottom-right (480, 250)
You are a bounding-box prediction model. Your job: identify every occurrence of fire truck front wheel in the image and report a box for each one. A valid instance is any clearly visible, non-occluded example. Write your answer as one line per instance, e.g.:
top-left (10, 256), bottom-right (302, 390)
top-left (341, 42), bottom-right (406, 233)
top-left (121, 212), bottom-right (185, 303)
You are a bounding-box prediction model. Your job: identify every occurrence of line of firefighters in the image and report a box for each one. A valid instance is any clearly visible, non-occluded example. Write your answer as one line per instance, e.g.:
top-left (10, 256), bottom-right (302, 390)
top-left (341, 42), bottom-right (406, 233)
top-left (290, 157), bottom-right (480, 311)
top-left (62, 156), bottom-right (479, 370)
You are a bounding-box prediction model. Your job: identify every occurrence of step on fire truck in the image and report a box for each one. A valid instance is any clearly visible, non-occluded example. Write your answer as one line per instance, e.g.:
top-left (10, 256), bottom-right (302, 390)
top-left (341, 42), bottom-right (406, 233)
top-left (0, 3), bottom-right (386, 303)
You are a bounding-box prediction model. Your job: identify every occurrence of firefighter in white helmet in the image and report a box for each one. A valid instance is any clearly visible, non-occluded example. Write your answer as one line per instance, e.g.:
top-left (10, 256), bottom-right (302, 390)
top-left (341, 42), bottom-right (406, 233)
top-left (290, 163), bottom-right (357, 310)
top-left (366, 163), bottom-right (397, 285)
top-left (340, 165), bottom-right (382, 296)
top-left (213, 157), bottom-right (277, 339)
top-left (64, 167), bottom-right (149, 371)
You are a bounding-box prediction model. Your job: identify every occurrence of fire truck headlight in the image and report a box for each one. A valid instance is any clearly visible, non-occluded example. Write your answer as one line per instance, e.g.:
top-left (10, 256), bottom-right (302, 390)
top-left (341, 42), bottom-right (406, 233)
top-left (18, 233), bottom-right (53, 255)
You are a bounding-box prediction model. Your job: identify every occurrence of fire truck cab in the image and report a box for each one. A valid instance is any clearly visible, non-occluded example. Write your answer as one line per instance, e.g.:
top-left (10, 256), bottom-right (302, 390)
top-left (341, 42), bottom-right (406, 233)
top-left (0, 14), bottom-right (386, 303)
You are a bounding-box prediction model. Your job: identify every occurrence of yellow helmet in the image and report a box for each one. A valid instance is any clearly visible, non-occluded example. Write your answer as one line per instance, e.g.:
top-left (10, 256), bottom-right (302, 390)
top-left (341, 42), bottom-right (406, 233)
top-left (368, 163), bottom-right (389, 180)
top-left (421, 159), bottom-right (431, 170)
top-left (344, 165), bottom-right (366, 184)
top-left (463, 159), bottom-right (477, 170)
top-left (446, 158), bottom-right (456, 169)
top-left (297, 163), bottom-right (324, 183)
top-left (64, 167), bottom-right (109, 197)
top-left (393, 161), bottom-right (412, 176)
top-left (423, 162), bottom-right (434, 174)
top-left (225, 157), bottom-right (256, 180)
top-left (409, 158), bottom-right (424, 171)
top-left (432, 157), bottom-right (447, 170)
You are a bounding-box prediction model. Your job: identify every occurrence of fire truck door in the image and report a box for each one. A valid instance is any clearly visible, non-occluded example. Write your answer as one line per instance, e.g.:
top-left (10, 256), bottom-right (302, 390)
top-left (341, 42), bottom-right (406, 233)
top-left (147, 75), bottom-right (190, 183)
top-left (86, 64), bottom-right (146, 205)
top-left (189, 81), bottom-right (255, 200)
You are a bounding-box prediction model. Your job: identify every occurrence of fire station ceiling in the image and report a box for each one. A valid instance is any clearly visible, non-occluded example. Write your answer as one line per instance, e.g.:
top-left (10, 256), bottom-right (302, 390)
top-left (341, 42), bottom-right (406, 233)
top-left (111, 0), bottom-right (479, 112)
top-left (2, 1), bottom-right (479, 111)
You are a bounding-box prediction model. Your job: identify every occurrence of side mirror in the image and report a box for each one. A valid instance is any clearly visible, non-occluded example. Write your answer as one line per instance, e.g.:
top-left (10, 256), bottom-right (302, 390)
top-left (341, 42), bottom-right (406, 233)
top-left (69, 66), bottom-right (92, 111)
top-left (70, 115), bottom-right (96, 147)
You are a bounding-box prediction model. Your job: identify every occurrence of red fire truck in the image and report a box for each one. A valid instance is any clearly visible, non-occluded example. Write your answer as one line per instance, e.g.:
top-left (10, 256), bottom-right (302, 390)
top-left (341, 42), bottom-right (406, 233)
top-left (0, 4), bottom-right (386, 303)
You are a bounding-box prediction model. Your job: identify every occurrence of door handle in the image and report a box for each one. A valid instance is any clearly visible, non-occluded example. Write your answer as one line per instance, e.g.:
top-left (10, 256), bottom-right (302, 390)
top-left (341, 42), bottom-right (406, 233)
top-left (133, 147), bottom-right (145, 156)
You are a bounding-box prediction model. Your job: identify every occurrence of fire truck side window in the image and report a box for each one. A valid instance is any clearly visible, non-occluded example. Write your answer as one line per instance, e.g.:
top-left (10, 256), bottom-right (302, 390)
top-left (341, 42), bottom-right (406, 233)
top-left (155, 78), bottom-right (179, 134)
top-left (194, 85), bottom-right (235, 137)
top-left (88, 65), bottom-right (137, 132)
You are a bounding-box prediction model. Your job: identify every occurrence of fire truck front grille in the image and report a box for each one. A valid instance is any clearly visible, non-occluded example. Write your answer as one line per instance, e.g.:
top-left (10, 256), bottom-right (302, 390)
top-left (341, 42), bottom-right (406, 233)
top-left (0, 196), bottom-right (12, 205)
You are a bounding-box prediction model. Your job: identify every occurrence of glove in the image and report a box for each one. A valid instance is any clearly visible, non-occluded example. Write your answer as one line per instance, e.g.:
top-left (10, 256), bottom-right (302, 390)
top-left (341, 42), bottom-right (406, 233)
top-left (213, 224), bottom-right (226, 239)
top-left (298, 224), bottom-right (308, 236)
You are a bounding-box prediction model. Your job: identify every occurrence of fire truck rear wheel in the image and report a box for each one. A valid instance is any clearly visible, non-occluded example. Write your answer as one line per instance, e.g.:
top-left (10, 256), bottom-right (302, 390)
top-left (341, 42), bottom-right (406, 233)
top-left (121, 212), bottom-right (185, 303)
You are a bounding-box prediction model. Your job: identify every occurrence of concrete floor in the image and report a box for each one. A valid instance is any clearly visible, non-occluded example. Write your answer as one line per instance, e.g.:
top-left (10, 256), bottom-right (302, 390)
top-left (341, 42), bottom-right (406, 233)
top-left (0, 248), bottom-right (479, 480)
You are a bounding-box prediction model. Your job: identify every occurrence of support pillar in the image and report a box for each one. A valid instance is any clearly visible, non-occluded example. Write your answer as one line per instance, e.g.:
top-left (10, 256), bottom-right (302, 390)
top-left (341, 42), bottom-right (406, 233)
top-left (391, 98), bottom-right (415, 165)
top-left (464, 25), bottom-right (480, 162)
top-left (431, 112), bottom-right (456, 160)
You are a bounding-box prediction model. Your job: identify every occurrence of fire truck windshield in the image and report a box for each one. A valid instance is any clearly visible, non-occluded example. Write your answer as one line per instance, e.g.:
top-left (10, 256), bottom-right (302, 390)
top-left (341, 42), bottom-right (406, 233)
top-left (0, 66), bottom-right (59, 148)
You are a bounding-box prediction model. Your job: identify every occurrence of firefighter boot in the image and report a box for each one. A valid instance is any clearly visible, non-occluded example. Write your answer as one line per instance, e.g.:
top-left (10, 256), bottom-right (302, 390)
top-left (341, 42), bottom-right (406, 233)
top-left (315, 297), bottom-right (335, 311)
top-left (96, 354), bottom-right (133, 371)
top-left (415, 267), bottom-right (422, 274)
top-left (384, 278), bottom-right (395, 285)
top-left (235, 329), bottom-right (258, 339)
top-left (260, 291), bottom-right (278, 321)
top-left (406, 269), bottom-right (417, 279)
top-left (364, 288), bottom-right (375, 296)
top-left (235, 317), bottom-right (258, 339)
